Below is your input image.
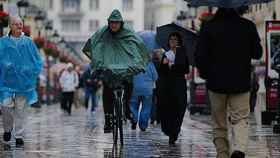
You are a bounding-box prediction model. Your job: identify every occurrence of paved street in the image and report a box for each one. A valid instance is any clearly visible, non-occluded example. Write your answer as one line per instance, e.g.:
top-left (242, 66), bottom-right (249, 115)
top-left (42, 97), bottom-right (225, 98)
top-left (0, 104), bottom-right (279, 158)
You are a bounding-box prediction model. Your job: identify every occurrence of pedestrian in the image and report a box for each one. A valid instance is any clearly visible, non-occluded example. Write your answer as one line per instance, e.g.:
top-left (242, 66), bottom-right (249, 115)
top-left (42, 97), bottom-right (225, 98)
top-left (195, 8), bottom-right (262, 158)
top-left (0, 16), bottom-right (43, 146)
top-left (82, 9), bottom-right (148, 133)
top-left (250, 66), bottom-right (259, 112)
top-left (59, 63), bottom-right (79, 115)
top-left (150, 49), bottom-right (162, 125)
top-left (158, 32), bottom-right (189, 144)
top-left (81, 66), bottom-right (100, 112)
top-left (130, 61), bottom-right (158, 131)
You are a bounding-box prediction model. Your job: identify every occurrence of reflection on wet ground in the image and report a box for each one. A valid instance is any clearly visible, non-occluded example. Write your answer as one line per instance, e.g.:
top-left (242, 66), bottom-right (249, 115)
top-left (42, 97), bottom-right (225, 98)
top-left (0, 104), bottom-right (279, 158)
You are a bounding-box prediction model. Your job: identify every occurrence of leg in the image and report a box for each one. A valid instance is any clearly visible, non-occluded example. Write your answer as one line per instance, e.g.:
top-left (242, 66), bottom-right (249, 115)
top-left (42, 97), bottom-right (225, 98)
top-left (102, 84), bottom-right (113, 133)
top-left (14, 96), bottom-right (26, 139)
top-left (209, 91), bottom-right (230, 158)
top-left (91, 92), bottom-right (97, 112)
top-left (129, 95), bottom-right (140, 124)
top-left (228, 92), bottom-right (250, 154)
top-left (150, 89), bottom-right (157, 124)
top-left (139, 95), bottom-right (153, 130)
top-left (61, 92), bottom-right (67, 112)
top-left (84, 88), bottom-right (90, 110)
top-left (1, 97), bottom-right (14, 142)
top-left (67, 92), bottom-right (74, 115)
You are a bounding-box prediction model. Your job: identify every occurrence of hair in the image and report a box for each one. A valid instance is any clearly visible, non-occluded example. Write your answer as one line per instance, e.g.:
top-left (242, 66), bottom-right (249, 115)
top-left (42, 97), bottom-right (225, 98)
top-left (215, 8), bottom-right (239, 19)
top-left (168, 32), bottom-right (183, 48)
top-left (8, 16), bottom-right (23, 27)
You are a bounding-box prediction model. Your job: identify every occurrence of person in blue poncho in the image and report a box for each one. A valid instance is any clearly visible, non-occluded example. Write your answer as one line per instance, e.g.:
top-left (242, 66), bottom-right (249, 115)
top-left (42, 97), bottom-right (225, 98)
top-left (0, 16), bottom-right (43, 146)
top-left (130, 60), bottom-right (158, 131)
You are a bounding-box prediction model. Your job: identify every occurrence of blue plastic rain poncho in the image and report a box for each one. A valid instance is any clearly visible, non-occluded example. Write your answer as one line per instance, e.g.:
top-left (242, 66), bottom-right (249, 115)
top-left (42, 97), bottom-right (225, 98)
top-left (0, 34), bottom-right (43, 105)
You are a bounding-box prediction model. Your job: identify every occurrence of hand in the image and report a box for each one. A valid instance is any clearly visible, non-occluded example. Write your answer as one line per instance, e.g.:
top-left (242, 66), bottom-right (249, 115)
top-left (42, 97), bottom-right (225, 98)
top-left (163, 58), bottom-right (169, 64)
top-left (168, 62), bottom-right (173, 68)
top-left (97, 80), bottom-right (102, 86)
top-left (184, 74), bottom-right (188, 80)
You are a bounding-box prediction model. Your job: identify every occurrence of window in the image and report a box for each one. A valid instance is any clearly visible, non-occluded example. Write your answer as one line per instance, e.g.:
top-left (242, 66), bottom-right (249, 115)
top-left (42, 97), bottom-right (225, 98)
top-left (122, 0), bottom-right (133, 11)
top-left (62, 0), bottom-right (80, 12)
top-left (49, 0), bottom-right (53, 9)
top-left (89, 0), bottom-right (99, 10)
top-left (89, 20), bottom-right (99, 31)
top-left (62, 20), bottom-right (80, 32)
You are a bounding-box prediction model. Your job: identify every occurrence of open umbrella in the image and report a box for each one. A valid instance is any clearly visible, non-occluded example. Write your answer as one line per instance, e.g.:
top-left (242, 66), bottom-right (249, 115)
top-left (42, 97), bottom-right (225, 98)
top-left (185, 0), bottom-right (273, 8)
top-left (137, 31), bottom-right (161, 53)
top-left (156, 23), bottom-right (198, 65)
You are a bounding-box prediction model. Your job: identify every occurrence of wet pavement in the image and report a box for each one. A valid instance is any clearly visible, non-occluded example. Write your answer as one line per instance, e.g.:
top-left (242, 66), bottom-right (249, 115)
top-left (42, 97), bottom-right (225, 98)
top-left (0, 104), bottom-right (279, 158)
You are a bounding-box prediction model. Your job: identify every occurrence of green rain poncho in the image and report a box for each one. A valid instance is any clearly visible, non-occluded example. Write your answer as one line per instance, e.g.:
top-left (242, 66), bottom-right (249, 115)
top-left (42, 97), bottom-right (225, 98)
top-left (83, 9), bottom-right (149, 83)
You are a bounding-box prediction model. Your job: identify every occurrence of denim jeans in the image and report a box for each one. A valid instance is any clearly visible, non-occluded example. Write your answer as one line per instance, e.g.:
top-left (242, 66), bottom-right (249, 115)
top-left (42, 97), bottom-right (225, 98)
top-left (130, 95), bottom-right (153, 129)
top-left (84, 88), bottom-right (96, 112)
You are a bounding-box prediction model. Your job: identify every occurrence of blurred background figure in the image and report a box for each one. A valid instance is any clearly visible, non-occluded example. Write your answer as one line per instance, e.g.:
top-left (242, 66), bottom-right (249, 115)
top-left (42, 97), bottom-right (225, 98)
top-left (150, 49), bottom-right (163, 125)
top-left (130, 60), bottom-right (158, 131)
top-left (81, 66), bottom-right (100, 112)
top-left (59, 63), bottom-right (79, 115)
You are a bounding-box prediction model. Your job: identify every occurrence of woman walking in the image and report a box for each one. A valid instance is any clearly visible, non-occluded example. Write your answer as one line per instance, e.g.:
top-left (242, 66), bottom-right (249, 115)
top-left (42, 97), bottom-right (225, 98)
top-left (158, 32), bottom-right (189, 144)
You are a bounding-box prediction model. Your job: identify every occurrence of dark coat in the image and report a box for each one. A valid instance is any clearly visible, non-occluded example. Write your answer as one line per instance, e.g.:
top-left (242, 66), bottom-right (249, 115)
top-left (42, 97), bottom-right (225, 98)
top-left (158, 46), bottom-right (189, 137)
top-left (195, 9), bottom-right (262, 94)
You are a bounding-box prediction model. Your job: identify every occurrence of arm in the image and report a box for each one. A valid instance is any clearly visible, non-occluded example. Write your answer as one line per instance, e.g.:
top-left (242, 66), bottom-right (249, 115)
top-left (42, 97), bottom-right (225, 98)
top-left (29, 39), bottom-right (44, 76)
top-left (150, 62), bottom-right (158, 81)
top-left (59, 71), bottom-right (65, 88)
top-left (250, 22), bottom-right (262, 60)
top-left (74, 72), bottom-right (79, 88)
top-left (159, 54), bottom-right (170, 77)
top-left (194, 25), bottom-right (211, 79)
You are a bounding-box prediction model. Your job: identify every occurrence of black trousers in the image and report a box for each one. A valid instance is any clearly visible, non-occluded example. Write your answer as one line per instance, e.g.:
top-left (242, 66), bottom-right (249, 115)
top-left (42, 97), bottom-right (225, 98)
top-left (102, 82), bottom-right (132, 119)
top-left (61, 92), bottom-right (74, 115)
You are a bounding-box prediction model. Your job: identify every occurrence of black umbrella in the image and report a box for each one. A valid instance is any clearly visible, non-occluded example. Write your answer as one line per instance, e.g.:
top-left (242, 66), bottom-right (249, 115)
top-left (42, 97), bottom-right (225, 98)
top-left (156, 23), bottom-right (198, 65)
top-left (185, 0), bottom-right (273, 8)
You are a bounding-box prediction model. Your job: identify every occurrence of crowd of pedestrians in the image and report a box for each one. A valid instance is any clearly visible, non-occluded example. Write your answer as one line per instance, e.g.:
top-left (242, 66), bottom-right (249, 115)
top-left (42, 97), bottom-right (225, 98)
top-left (0, 7), bottom-right (264, 158)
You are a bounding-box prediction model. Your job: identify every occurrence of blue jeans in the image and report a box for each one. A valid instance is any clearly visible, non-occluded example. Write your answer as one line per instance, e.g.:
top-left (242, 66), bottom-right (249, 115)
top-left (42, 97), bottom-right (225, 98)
top-left (84, 88), bottom-right (96, 112)
top-left (130, 95), bottom-right (153, 129)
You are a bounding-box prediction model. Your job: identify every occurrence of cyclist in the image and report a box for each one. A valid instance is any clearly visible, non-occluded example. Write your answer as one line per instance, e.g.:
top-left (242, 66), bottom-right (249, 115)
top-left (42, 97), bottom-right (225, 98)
top-left (82, 9), bottom-right (149, 133)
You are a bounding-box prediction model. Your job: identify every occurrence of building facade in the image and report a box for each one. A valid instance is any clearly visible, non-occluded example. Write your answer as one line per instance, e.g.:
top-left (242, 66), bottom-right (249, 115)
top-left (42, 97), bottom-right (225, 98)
top-left (145, 0), bottom-right (186, 30)
top-left (45, 0), bottom-right (144, 44)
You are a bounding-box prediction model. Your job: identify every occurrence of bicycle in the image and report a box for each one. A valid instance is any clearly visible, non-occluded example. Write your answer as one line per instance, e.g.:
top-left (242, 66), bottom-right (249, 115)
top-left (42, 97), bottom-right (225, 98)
top-left (96, 69), bottom-right (127, 145)
top-left (112, 83), bottom-right (125, 145)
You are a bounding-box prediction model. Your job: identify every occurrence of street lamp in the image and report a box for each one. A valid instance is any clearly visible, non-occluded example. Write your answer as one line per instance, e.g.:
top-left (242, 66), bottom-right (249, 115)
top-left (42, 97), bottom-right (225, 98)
top-left (52, 30), bottom-right (60, 43)
top-left (34, 11), bottom-right (45, 37)
top-left (176, 11), bottom-right (187, 27)
top-left (187, 4), bottom-right (197, 30)
top-left (45, 20), bottom-right (53, 38)
top-left (17, 0), bottom-right (29, 18)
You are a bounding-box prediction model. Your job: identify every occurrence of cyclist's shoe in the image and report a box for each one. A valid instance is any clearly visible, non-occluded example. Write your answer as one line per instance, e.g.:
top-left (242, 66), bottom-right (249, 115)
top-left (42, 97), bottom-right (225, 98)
top-left (3, 132), bottom-right (11, 142)
top-left (104, 125), bottom-right (113, 133)
top-left (131, 122), bottom-right (137, 130)
top-left (16, 138), bottom-right (24, 147)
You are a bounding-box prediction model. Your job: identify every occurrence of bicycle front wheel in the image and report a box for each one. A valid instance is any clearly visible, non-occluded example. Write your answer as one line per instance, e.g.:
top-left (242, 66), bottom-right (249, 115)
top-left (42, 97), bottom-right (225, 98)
top-left (118, 98), bottom-right (124, 145)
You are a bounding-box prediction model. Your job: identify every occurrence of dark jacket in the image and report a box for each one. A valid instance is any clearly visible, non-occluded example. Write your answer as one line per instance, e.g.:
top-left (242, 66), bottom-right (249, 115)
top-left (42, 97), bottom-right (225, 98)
top-left (159, 46), bottom-right (189, 79)
top-left (195, 8), bottom-right (262, 94)
top-left (81, 68), bottom-right (99, 91)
